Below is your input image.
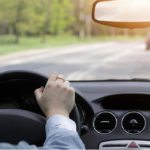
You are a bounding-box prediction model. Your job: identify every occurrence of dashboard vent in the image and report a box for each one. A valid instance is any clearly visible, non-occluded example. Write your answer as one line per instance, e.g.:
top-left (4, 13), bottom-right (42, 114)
top-left (122, 112), bottom-right (146, 134)
top-left (93, 112), bottom-right (117, 134)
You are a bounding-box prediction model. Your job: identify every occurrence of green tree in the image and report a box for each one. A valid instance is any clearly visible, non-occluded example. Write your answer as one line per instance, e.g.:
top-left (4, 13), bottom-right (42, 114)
top-left (35, 0), bottom-right (75, 42)
top-left (33, 0), bottom-right (52, 43)
top-left (13, 0), bottom-right (39, 43)
top-left (50, 0), bottom-right (75, 35)
top-left (71, 0), bottom-right (93, 38)
top-left (0, 0), bottom-right (39, 43)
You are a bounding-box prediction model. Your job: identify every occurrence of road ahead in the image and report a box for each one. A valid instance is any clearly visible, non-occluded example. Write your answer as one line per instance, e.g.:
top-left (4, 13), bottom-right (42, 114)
top-left (0, 41), bottom-right (149, 80)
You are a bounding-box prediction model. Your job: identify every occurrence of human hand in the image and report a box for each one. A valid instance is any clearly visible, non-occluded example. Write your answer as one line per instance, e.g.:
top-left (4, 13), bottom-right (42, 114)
top-left (34, 72), bottom-right (75, 119)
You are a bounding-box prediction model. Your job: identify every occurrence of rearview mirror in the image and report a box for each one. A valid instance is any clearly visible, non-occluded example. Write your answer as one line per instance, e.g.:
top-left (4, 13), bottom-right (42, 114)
top-left (92, 0), bottom-right (150, 29)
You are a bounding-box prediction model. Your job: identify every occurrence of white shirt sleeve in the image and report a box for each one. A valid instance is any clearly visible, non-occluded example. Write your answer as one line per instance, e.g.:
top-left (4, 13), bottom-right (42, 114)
top-left (45, 114), bottom-right (77, 136)
top-left (43, 114), bottom-right (85, 149)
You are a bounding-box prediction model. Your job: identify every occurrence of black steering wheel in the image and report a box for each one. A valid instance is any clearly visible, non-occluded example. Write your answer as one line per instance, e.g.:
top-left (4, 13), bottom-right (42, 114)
top-left (0, 71), bottom-right (81, 146)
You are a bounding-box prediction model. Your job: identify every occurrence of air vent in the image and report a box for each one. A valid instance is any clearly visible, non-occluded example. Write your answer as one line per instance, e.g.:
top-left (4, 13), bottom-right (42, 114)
top-left (122, 112), bottom-right (146, 134)
top-left (93, 112), bottom-right (117, 134)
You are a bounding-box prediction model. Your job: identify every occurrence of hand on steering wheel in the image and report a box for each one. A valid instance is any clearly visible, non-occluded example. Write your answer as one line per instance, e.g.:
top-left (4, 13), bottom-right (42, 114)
top-left (34, 72), bottom-right (75, 119)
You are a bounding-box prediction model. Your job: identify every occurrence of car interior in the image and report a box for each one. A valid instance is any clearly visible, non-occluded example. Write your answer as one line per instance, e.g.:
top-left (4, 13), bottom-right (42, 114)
top-left (2, 69), bottom-right (150, 149)
top-left (0, 0), bottom-right (150, 150)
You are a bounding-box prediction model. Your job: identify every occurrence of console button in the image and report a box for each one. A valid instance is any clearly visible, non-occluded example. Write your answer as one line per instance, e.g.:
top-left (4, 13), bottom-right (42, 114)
top-left (128, 141), bottom-right (139, 148)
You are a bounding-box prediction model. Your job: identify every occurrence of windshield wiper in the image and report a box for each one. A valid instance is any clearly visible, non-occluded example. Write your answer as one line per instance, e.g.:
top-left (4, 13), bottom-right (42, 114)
top-left (130, 78), bottom-right (150, 82)
top-left (71, 78), bottom-right (150, 82)
top-left (103, 78), bottom-right (150, 82)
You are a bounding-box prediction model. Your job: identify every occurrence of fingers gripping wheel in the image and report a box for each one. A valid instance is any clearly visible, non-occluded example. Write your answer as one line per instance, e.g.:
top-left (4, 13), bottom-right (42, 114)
top-left (0, 70), bottom-right (81, 145)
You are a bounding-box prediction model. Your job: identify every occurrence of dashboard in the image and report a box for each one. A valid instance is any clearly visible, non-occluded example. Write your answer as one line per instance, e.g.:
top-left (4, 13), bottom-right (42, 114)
top-left (1, 72), bottom-right (150, 149)
top-left (71, 81), bottom-right (150, 149)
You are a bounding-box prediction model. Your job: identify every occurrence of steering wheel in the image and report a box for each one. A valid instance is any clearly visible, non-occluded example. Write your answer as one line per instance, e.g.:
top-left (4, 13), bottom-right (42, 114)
top-left (0, 71), bottom-right (81, 146)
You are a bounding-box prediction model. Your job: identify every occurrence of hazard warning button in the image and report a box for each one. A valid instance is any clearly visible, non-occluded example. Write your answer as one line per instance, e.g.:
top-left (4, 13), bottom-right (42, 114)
top-left (128, 141), bottom-right (139, 148)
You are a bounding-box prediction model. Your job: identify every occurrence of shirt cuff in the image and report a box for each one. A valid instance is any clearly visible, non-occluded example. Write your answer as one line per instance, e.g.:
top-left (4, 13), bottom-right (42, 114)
top-left (45, 115), bottom-right (76, 136)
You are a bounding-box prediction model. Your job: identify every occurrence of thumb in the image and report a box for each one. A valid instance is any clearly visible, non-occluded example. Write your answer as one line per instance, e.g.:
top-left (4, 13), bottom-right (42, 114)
top-left (34, 87), bottom-right (43, 101)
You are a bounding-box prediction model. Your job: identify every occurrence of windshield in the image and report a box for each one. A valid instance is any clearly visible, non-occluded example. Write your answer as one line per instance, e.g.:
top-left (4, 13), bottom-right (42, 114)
top-left (0, 0), bottom-right (150, 81)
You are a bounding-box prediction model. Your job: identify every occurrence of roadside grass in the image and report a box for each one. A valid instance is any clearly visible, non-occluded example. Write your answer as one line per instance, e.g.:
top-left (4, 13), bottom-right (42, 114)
top-left (0, 35), bottom-right (144, 56)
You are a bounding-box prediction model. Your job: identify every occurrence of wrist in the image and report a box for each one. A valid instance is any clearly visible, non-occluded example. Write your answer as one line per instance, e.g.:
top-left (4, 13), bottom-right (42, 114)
top-left (46, 111), bottom-right (69, 120)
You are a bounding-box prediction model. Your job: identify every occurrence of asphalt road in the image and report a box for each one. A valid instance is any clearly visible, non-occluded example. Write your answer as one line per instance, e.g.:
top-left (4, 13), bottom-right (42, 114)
top-left (0, 40), bottom-right (149, 80)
